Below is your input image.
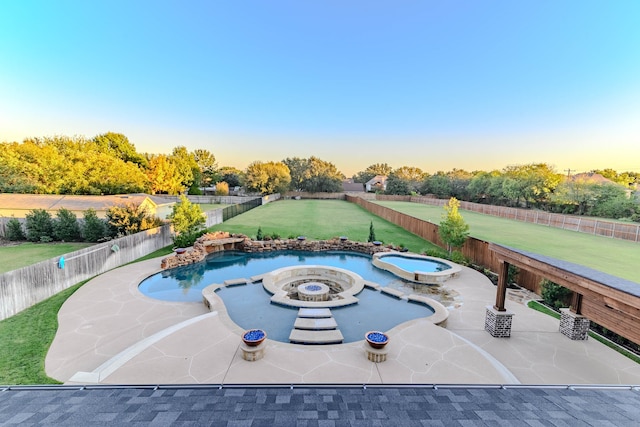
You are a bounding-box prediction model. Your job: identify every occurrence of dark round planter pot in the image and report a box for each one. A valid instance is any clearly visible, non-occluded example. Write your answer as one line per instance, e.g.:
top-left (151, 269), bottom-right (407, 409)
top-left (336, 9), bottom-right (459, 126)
top-left (365, 331), bottom-right (389, 349)
top-left (297, 236), bottom-right (306, 241)
top-left (339, 236), bottom-right (348, 242)
top-left (173, 247), bottom-right (187, 255)
top-left (242, 329), bottom-right (267, 347)
top-left (372, 241), bottom-right (382, 246)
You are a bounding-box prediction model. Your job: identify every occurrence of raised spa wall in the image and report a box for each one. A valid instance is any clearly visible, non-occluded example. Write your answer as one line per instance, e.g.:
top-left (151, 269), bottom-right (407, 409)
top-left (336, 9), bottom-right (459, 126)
top-left (371, 252), bottom-right (462, 285)
top-left (161, 232), bottom-right (393, 270)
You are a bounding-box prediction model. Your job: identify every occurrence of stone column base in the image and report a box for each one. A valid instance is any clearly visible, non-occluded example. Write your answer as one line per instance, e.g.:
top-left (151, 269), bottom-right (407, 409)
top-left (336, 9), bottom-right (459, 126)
top-left (485, 306), bottom-right (514, 338)
top-left (559, 308), bottom-right (590, 340)
top-left (241, 342), bottom-right (266, 361)
top-left (364, 343), bottom-right (389, 363)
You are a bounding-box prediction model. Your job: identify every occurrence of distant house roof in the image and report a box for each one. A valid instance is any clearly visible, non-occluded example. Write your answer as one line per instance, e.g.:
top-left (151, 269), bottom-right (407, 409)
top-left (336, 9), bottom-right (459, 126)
top-left (341, 180), bottom-right (364, 192)
top-left (568, 172), bottom-right (616, 185)
top-left (365, 175), bottom-right (387, 186)
top-left (0, 193), bottom-right (174, 217)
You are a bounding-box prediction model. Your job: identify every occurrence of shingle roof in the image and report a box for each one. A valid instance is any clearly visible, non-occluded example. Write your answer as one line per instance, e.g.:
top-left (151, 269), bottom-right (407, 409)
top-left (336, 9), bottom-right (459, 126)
top-left (1, 384), bottom-right (639, 426)
top-left (0, 193), bottom-right (174, 212)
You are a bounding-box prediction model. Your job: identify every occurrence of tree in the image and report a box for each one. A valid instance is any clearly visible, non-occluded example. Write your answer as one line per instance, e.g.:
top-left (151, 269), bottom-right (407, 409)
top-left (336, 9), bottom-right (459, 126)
top-left (438, 197), bottom-right (469, 254)
top-left (25, 209), bottom-right (54, 242)
top-left (168, 195), bottom-right (205, 236)
top-left (170, 146), bottom-right (198, 192)
top-left (146, 154), bottom-right (183, 195)
top-left (106, 203), bottom-right (163, 237)
top-left (384, 173), bottom-right (411, 195)
top-left (244, 161), bottom-right (291, 195)
top-left (215, 181), bottom-right (229, 196)
top-left (5, 218), bottom-right (25, 241)
top-left (502, 163), bottom-right (562, 208)
top-left (420, 172), bottom-right (452, 198)
top-left (53, 208), bottom-right (81, 241)
top-left (218, 166), bottom-right (244, 188)
top-left (368, 221), bottom-right (376, 243)
top-left (82, 208), bottom-right (107, 242)
top-left (282, 157), bottom-right (308, 191)
top-left (92, 132), bottom-right (147, 167)
top-left (283, 156), bottom-right (344, 192)
top-left (193, 149), bottom-right (218, 188)
top-left (301, 156), bottom-right (344, 192)
top-left (354, 163), bottom-right (393, 184)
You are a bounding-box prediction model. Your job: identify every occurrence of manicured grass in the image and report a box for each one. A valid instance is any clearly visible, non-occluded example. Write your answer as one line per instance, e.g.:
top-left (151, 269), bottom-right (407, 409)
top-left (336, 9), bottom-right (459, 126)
top-left (527, 300), bottom-right (640, 364)
top-left (209, 199), bottom-right (441, 254)
top-left (198, 203), bottom-right (229, 211)
top-left (0, 242), bottom-right (93, 274)
top-left (0, 280), bottom-right (90, 385)
top-left (374, 201), bottom-right (640, 283)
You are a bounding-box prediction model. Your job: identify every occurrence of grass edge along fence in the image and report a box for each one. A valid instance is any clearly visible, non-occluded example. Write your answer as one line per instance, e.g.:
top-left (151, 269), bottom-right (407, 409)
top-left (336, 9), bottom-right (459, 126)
top-left (381, 195), bottom-right (640, 243)
top-left (346, 195), bottom-right (543, 293)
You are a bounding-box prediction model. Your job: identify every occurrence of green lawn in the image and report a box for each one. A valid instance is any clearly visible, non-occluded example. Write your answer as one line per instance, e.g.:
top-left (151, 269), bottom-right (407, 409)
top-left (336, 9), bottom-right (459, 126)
top-left (198, 203), bottom-right (230, 211)
top-left (0, 281), bottom-right (89, 385)
top-left (374, 201), bottom-right (640, 283)
top-left (209, 199), bottom-right (441, 254)
top-left (0, 242), bottom-right (93, 274)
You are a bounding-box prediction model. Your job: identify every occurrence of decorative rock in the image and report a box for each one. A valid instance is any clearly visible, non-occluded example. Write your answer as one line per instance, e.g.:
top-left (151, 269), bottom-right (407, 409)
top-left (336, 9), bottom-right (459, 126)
top-left (161, 233), bottom-right (393, 270)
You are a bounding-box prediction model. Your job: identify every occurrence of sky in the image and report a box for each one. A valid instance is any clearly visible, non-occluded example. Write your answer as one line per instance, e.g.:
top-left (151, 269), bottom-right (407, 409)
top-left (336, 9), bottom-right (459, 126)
top-left (1, 1), bottom-right (639, 177)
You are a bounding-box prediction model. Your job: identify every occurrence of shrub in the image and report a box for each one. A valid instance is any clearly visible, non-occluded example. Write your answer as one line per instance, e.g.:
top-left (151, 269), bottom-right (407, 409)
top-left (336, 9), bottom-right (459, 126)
top-left (215, 181), bottom-right (229, 196)
top-left (256, 226), bottom-right (264, 240)
top-left (25, 209), bottom-right (54, 242)
top-left (53, 208), bottom-right (81, 242)
top-left (106, 203), bottom-right (162, 237)
top-left (168, 195), bottom-right (205, 236)
top-left (5, 218), bottom-right (25, 241)
top-left (270, 232), bottom-right (281, 240)
top-left (368, 221), bottom-right (376, 242)
top-left (540, 279), bottom-right (572, 310)
top-left (450, 250), bottom-right (469, 265)
top-left (173, 229), bottom-right (208, 248)
top-left (82, 208), bottom-right (107, 242)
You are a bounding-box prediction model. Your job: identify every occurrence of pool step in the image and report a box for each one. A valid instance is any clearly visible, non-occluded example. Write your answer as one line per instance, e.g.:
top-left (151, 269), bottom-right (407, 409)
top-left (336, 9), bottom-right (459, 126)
top-left (293, 317), bottom-right (338, 330)
top-left (297, 308), bottom-right (333, 318)
top-left (289, 329), bottom-right (344, 345)
top-left (289, 308), bottom-right (343, 344)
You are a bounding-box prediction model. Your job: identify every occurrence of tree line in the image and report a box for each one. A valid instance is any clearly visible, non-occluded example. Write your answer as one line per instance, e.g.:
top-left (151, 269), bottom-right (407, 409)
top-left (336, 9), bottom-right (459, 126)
top-left (2, 133), bottom-right (638, 221)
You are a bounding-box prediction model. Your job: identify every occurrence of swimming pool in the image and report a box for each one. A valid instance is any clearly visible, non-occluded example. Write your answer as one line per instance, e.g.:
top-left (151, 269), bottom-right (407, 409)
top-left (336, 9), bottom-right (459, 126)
top-left (139, 250), bottom-right (444, 343)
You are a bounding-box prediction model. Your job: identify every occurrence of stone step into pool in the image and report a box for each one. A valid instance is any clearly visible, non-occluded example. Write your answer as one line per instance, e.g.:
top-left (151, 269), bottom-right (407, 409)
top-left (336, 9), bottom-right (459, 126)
top-left (289, 308), bottom-right (344, 344)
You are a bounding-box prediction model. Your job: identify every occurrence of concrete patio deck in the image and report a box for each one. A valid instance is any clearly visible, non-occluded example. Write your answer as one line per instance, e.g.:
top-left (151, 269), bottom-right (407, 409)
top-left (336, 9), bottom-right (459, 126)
top-left (45, 257), bottom-right (640, 385)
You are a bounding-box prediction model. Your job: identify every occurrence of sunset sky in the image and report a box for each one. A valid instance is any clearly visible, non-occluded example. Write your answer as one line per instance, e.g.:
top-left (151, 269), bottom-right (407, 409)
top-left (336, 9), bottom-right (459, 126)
top-left (1, 1), bottom-right (639, 176)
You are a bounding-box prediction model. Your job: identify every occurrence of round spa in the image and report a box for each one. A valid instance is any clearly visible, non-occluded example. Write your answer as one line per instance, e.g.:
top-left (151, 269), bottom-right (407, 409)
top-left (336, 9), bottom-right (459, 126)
top-left (372, 252), bottom-right (461, 284)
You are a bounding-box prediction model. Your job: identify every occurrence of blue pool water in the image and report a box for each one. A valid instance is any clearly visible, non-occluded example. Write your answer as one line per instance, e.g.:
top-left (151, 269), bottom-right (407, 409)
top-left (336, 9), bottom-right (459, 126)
top-left (139, 251), bottom-right (436, 343)
top-left (378, 254), bottom-right (451, 272)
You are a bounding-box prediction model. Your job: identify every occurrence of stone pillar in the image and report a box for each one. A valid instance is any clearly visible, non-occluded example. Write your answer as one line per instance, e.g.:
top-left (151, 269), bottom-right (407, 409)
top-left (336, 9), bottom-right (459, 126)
top-left (559, 308), bottom-right (590, 340)
top-left (240, 341), bottom-right (266, 361)
top-left (484, 305), bottom-right (514, 338)
top-left (364, 343), bottom-right (389, 363)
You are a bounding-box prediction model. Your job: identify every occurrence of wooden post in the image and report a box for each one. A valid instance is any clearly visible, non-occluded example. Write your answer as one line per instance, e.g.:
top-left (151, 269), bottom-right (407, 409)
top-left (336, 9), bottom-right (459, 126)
top-left (570, 292), bottom-right (583, 315)
top-left (494, 260), bottom-right (509, 312)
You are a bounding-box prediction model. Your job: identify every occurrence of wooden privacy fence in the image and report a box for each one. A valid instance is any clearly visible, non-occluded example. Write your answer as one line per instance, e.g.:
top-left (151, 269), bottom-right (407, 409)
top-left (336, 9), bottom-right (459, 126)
top-left (347, 195), bottom-right (546, 294)
top-left (0, 206), bottom-right (229, 320)
top-left (0, 225), bottom-right (172, 321)
top-left (401, 195), bottom-right (640, 243)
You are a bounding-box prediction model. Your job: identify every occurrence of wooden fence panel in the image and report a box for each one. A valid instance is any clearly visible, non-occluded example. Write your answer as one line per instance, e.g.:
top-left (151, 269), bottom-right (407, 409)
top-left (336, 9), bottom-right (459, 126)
top-left (407, 196), bottom-right (640, 243)
top-left (347, 195), bottom-right (546, 293)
